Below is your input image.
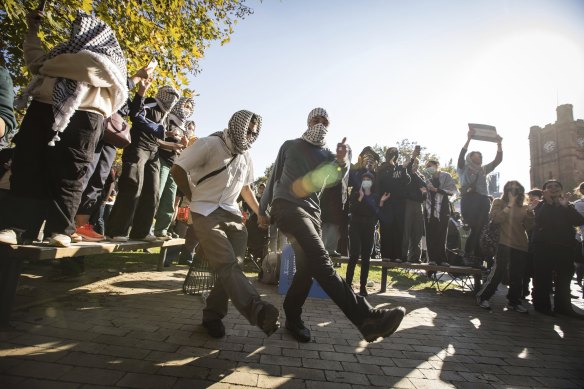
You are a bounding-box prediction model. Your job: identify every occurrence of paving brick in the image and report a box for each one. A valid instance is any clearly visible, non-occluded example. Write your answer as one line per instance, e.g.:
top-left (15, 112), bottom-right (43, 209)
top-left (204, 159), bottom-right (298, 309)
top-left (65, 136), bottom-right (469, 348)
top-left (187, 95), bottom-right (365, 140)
top-left (10, 360), bottom-right (73, 380)
top-left (59, 366), bottom-right (125, 386)
top-left (19, 378), bottom-right (81, 389)
top-left (221, 371), bottom-right (258, 386)
top-left (368, 375), bottom-right (416, 388)
top-left (318, 351), bottom-right (357, 362)
top-left (305, 381), bottom-right (351, 389)
top-left (408, 377), bottom-right (456, 388)
top-left (260, 354), bottom-right (302, 367)
top-left (257, 375), bottom-right (305, 388)
top-left (116, 372), bottom-right (177, 389)
top-left (300, 357), bottom-right (342, 371)
top-left (281, 366), bottom-right (325, 381)
top-left (340, 361), bottom-right (383, 375)
top-left (170, 377), bottom-right (214, 389)
top-left (324, 370), bottom-right (369, 385)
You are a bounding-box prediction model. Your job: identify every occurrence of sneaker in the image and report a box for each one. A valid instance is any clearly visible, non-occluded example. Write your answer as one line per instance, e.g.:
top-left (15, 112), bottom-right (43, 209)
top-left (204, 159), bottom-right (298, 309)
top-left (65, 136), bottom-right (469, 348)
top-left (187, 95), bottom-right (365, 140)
top-left (155, 233), bottom-right (172, 241)
top-left (110, 236), bottom-right (129, 242)
top-left (138, 234), bottom-right (157, 242)
top-left (257, 303), bottom-right (280, 336)
top-left (394, 258), bottom-right (402, 263)
top-left (477, 296), bottom-right (491, 310)
top-left (381, 258), bottom-right (392, 262)
top-left (48, 233), bottom-right (71, 248)
top-left (507, 303), bottom-right (528, 314)
top-left (285, 319), bottom-right (311, 342)
top-left (70, 233), bottom-right (83, 243)
top-left (441, 262), bottom-right (451, 267)
top-left (428, 261), bottom-right (437, 265)
top-left (0, 229), bottom-right (18, 245)
top-left (76, 224), bottom-right (104, 242)
top-left (202, 319), bottom-right (226, 338)
top-left (358, 307), bottom-right (406, 342)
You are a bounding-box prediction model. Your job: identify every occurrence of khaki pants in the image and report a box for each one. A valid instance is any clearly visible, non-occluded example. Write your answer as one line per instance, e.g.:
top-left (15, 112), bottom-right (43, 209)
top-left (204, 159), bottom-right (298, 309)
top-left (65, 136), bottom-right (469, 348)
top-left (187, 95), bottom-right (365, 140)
top-left (191, 208), bottom-right (265, 325)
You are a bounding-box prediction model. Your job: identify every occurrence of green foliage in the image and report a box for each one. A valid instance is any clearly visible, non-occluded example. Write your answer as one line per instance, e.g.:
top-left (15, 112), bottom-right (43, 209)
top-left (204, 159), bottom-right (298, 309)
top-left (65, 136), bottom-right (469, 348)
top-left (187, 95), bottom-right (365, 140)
top-left (253, 161), bottom-right (274, 187)
top-left (0, 0), bottom-right (253, 89)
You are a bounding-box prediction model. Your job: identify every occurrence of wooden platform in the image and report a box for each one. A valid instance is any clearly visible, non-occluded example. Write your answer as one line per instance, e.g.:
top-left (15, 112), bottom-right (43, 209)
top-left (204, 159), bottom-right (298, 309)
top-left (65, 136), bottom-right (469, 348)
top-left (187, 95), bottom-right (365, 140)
top-left (0, 238), bottom-right (185, 326)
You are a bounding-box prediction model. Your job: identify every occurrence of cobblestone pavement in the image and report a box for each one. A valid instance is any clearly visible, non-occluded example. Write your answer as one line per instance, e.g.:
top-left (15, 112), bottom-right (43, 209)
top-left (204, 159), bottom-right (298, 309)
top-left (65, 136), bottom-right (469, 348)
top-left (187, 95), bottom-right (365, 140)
top-left (1, 267), bottom-right (583, 388)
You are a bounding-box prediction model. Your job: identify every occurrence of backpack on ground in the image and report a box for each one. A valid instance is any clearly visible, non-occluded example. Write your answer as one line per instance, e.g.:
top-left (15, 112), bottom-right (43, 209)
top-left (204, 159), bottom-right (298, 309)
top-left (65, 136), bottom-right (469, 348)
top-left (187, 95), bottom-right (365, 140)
top-left (258, 252), bottom-right (280, 285)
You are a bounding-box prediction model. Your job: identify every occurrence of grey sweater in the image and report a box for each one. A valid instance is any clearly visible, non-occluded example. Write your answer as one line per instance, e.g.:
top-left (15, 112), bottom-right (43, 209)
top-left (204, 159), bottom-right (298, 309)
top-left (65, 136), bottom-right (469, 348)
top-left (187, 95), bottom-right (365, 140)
top-left (0, 66), bottom-right (16, 139)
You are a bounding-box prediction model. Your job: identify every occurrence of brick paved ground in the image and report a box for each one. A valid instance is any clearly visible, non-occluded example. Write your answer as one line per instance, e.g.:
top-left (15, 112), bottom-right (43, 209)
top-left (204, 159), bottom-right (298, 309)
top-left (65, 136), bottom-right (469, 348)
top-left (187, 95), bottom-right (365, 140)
top-left (1, 267), bottom-right (583, 388)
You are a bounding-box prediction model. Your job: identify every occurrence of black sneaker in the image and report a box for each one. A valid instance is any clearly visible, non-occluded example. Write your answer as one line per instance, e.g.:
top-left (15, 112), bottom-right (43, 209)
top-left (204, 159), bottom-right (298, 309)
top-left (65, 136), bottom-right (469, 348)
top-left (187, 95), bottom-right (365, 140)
top-left (258, 303), bottom-right (280, 336)
top-left (359, 287), bottom-right (368, 297)
top-left (202, 319), bottom-right (225, 338)
top-left (285, 319), bottom-right (311, 342)
top-left (358, 307), bottom-right (406, 342)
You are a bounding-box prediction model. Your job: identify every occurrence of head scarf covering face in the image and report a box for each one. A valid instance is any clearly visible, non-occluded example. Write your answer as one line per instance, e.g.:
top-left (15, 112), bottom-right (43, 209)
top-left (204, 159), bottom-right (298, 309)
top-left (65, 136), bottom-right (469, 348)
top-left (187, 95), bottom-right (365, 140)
top-left (302, 107), bottom-right (329, 146)
top-left (155, 85), bottom-right (180, 113)
top-left (43, 10), bottom-right (128, 145)
top-left (169, 97), bottom-right (195, 129)
top-left (226, 110), bottom-right (262, 154)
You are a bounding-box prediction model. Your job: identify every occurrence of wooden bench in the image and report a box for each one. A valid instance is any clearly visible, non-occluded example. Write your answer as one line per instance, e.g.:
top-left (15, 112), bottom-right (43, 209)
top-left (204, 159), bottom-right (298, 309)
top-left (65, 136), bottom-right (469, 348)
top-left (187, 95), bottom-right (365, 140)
top-left (0, 238), bottom-right (184, 327)
top-left (334, 257), bottom-right (483, 293)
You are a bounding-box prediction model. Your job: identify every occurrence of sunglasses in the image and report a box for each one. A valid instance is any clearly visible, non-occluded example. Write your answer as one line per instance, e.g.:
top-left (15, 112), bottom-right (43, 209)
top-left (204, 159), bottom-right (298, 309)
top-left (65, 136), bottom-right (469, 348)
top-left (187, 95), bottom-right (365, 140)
top-left (247, 129), bottom-right (257, 136)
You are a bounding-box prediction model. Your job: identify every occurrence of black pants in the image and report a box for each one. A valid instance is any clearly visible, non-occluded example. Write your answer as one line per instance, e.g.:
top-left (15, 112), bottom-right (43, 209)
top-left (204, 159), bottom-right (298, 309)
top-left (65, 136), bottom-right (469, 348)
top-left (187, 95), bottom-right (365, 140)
top-left (425, 216), bottom-right (449, 264)
top-left (346, 220), bottom-right (376, 288)
top-left (0, 101), bottom-right (102, 238)
top-left (477, 244), bottom-right (527, 305)
top-left (532, 243), bottom-right (574, 313)
top-left (379, 200), bottom-right (406, 260)
top-left (462, 194), bottom-right (490, 257)
top-left (77, 141), bottom-right (116, 216)
top-left (107, 145), bottom-right (160, 238)
top-left (271, 199), bottom-right (372, 325)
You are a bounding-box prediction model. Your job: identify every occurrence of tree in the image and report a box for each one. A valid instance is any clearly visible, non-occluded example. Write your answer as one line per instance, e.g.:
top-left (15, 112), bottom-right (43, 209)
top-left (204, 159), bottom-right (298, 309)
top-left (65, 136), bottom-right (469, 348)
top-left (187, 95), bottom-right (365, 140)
top-left (0, 0), bottom-right (254, 89)
top-left (253, 161), bottom-right (274, 187)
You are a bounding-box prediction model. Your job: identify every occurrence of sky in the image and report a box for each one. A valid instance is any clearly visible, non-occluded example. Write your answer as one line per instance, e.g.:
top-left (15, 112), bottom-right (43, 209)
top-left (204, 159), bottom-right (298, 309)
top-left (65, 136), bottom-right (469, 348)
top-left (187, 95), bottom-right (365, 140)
top-left (187, 0), bottom-right (584, 189)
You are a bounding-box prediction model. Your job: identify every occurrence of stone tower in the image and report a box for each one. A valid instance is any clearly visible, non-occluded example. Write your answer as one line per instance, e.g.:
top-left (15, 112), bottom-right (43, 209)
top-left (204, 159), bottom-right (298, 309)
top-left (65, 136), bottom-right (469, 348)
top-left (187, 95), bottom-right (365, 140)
top-left (529, 104), bottom-right (584, 190)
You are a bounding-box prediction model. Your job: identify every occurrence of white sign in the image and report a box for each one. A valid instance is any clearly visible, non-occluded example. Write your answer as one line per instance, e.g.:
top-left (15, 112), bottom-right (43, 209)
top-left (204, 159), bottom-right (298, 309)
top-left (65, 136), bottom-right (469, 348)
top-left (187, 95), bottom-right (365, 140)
top-left (468, 123), bottom-right (498, 143)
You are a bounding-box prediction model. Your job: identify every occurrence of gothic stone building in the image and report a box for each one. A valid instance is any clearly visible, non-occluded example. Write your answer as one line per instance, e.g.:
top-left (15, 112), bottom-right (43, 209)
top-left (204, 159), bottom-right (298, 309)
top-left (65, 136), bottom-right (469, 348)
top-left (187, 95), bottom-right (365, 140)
top-left (529, 104), bottom-right (584, 191)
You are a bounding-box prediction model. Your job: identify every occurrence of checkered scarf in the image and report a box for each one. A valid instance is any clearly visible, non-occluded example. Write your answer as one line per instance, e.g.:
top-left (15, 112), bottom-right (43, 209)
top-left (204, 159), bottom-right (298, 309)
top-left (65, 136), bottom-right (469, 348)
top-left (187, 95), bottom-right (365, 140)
top-left (155, 85), bottom-right (180, 114)
top-left (42, 10), bottom-right (127, 146)
top-left (302, 107), bottom-right (329, 146)
top-left (226, 110), bottom-right (262, 154)
top-left (168, 97), bottom-right (194, 129)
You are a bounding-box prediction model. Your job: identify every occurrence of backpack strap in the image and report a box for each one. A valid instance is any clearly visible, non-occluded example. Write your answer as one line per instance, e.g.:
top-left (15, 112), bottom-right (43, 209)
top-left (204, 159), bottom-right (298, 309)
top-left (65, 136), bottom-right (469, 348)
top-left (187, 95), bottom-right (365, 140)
top-left (195, 134), bottom-right (237, 186)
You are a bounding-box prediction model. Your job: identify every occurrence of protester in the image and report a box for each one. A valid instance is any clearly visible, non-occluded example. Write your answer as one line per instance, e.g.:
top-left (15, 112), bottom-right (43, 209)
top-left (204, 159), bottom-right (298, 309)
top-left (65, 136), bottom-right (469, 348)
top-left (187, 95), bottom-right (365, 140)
top-left (476, 181), bottom-right (534, 312)
top-left (107, 83), bottom-right (182, 242)
top-left (375, 147), bottom-right (414, 262)
top-left (457, 129), bottom-right (503, 266)
top-left (531, 179), bottom-right (584, 317)
top-left (0, 65), bottom-right (16, 142)
top-left (74, 65), bottom-right (154, 242)
top-left (259, 107), bottom-right (405, 343)
top-left (522, 188), bottom-right (542, 298)
top-left (0, 10), bottom-right (127, 247)
top-left (423, 160), bottom-right (457, 265)
top-left (402, 158), bottom-right (426, 263)
top-left (246, 183), bottom-right (269, 261)
top-left (321, 178), bottom-right (348, 259)
top-left (571, 182), bottom-right (584, 287)
top-left (172, 110), bottom-right (280, 338)
top-left (153, 96), bottom-right (194, 239)
top-left (346, 171), bottom-right (379, 296)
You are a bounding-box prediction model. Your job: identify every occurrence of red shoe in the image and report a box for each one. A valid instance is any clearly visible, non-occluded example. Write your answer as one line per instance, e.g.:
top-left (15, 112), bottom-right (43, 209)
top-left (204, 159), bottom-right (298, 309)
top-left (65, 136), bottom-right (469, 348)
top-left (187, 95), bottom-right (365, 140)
top-left (76, 224), bottom-right (105, 242)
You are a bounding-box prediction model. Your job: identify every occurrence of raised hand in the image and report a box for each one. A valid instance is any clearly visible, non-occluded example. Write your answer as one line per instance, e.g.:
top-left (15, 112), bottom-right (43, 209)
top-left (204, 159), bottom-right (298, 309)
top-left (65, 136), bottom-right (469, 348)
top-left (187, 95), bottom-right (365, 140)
top-left (336, 137), bottom-right (348, 162)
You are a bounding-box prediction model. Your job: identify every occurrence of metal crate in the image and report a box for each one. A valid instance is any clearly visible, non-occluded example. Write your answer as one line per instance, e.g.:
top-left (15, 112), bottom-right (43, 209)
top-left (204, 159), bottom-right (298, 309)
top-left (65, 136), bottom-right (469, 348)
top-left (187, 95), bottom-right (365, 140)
top-left (182, 255), bottom-right (217, 295)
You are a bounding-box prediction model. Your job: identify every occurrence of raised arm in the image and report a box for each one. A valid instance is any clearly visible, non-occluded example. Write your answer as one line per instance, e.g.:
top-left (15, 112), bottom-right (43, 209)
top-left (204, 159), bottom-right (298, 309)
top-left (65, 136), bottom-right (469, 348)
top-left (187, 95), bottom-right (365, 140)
top-left (484, 136), bottom-right (503, 174)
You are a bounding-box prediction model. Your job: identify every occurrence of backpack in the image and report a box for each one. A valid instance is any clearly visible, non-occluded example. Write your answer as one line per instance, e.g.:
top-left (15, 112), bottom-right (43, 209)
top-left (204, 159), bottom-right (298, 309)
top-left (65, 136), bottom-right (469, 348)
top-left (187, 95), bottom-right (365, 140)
top-left (479, 220), bottom-right (500, 257)
top-left (259, 252), bottom-right (280, 285)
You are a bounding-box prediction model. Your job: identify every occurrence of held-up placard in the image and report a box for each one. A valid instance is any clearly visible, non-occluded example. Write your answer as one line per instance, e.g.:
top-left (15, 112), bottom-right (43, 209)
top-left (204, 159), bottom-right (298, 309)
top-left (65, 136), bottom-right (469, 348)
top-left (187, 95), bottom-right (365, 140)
top-left (468, 123), bottom-right (498, 142)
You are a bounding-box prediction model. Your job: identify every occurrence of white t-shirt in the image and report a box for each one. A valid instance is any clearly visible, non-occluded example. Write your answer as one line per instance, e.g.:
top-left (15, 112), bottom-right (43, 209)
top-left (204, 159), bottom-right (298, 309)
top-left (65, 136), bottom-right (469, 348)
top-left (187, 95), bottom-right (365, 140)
top-left (174, 133), bottom-right (254, 217)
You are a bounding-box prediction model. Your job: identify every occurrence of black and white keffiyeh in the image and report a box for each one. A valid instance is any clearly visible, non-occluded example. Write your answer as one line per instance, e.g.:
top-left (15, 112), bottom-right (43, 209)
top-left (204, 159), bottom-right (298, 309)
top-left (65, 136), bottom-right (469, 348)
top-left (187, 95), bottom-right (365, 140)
top-left (38, 10), bottom-right (128, 145)
top-left (168, 96), bottom-right (194, 129)
top-left (302, 107), bottom-right (329, 146)
top-left (155, 85), bottom-right (180, 113)
top-left (225, 110), bottom-right (262, 154)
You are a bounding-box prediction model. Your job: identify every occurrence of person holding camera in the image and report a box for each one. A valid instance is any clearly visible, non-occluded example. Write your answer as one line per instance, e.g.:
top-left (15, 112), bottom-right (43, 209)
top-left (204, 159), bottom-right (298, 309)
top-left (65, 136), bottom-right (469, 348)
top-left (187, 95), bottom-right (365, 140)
top-left (457, 129), bottom-right (503, 266)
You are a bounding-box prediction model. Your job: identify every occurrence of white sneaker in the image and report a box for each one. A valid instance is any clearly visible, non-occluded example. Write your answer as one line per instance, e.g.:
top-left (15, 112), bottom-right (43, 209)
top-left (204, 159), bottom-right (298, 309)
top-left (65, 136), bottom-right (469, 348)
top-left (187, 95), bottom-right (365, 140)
top-left (394, 258), bottom-right (402, 263)
top-left (155, 233), bottom-right (172, 241)
top-left (111, 236), bottom-right (129, 242)
top-left (477, 296), bottom-right (491, 310)
top-left (140, 234), bottom-right (157, 242)
top-left (507, 303), bottom-right (528, 314)
top-left (0, 229), bottom-right (18, 245)
top-left (48, 233), bottom-right (71, 248)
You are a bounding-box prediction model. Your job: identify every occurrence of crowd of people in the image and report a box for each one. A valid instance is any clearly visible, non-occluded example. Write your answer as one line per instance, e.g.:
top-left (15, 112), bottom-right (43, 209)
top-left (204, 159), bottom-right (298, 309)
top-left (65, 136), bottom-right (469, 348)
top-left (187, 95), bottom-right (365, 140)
top-left (0, 9), bottom-right (582, 345)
